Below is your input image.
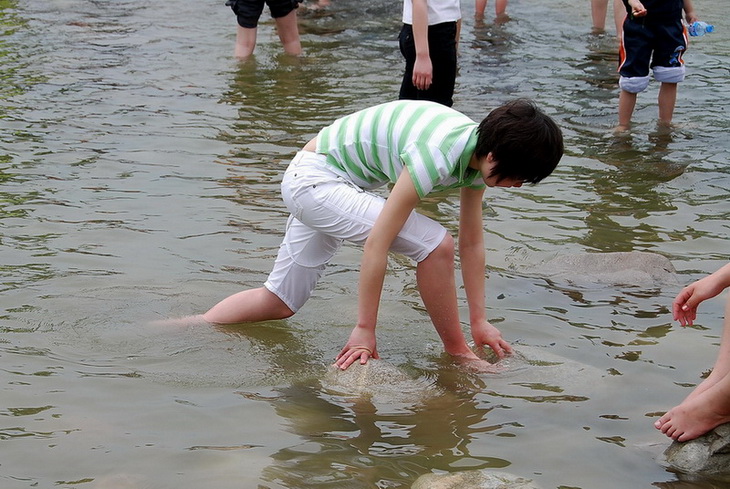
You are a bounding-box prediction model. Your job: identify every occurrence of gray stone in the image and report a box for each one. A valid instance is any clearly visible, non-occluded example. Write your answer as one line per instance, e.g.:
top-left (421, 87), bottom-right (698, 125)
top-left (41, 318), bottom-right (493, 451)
top-left (322, 359), bottom-right (442, 405)
top-left (411, 470), bottom-right (541, 489)
top-left (322, 347), bottom-right (604, 406)
top-left (532, 251), bottom-right (678, 287)
top-left (483, 345), bottom-right (605, 399)
top-left (664, 423), bottom-right (730, 476)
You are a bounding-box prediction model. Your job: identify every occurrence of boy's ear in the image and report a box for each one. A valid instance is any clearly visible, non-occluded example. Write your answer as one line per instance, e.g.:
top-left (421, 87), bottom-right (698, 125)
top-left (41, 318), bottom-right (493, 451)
top-left (484, 152), bottom-right (498, 173)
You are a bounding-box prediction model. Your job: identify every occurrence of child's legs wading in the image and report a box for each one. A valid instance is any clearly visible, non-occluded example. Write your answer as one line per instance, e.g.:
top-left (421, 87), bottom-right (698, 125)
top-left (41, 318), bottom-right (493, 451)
top-left (652, 22), bottom-right (686, 125)
top-left (228, 0), bottom-right (301, 57)
top-left (269, 0), bottom-right (302, 55)
top-left (617, 18), bottom-right (652, 128)
top-left (229, 0), bottom-right (266, 58)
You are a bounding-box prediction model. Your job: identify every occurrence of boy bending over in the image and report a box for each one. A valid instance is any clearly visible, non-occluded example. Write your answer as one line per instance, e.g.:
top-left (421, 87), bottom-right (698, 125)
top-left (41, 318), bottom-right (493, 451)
top-left (198, 99), bottom-right (564, 371)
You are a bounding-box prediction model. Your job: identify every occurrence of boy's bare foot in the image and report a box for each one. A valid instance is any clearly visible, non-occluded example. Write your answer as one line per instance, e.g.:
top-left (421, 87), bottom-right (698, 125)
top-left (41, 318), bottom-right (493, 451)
top-left (454, 355), bottom-right (505, 374)
top-left (494, 13), bottom-right (511, 24)
top-left (655, 384), bottom-right (730, 442)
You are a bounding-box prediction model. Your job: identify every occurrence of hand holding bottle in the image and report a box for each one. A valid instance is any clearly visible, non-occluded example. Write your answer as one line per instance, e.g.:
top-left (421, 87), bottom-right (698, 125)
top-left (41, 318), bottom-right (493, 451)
top-left (688, 21), bottom-right (714, 37)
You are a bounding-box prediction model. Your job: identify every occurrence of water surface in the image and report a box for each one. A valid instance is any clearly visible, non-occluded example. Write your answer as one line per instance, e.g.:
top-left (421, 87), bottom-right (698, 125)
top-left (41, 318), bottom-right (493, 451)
top-left (1, 0), bottom-right (729, 488)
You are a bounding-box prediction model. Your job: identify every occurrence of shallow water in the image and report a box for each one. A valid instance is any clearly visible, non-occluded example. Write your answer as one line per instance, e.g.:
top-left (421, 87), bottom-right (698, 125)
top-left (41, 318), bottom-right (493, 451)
top-left (1, 0), bottom-right (729, 488)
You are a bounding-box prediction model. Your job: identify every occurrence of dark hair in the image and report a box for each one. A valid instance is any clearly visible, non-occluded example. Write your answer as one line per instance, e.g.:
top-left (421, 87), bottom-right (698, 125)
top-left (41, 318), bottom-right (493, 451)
top-left (475, 99), bottom-right (564, 184)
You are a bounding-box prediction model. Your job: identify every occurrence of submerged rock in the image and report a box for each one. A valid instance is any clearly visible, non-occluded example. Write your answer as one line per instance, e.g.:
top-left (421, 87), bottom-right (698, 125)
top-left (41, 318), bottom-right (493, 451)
top-left (664, 423), bottom-right (730, 477)
top-left (532, 251), bottom-right (678, 287)
top-left (412, 470), bottom-right (541, 489)
top-left (322, 347), bottom-right (603, 406)
top-left (322, 359), bottom-right (442, 405)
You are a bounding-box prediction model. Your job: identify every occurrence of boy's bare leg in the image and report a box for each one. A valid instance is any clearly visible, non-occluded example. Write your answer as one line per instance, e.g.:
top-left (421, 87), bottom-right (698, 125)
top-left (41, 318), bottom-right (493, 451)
top-left (656, 375), bottom-right (730, 442)
top-left (202, 287), bottom-right (294, 324)
top-left (616, 89), bottom-right (637, 131)
top-left (274, 10), bottom-right (302, 56)
top-left (475, 0), bottom-right (487, 19)
top-left (614, 0), bottom-right (624, 36)
top-left (234, 25), bottom-right (257, 59)
top-left (655, 295), bottom-right (730, 441)
top-left (591, 0), bottom-right (609, 32)
top-left (682, 296), bottom-right (730, 402)
top-left (658, 82), bottom-right (678, 127)
top-left (416, 236), bottom-right (495, 371)
top-left (494, 0), bottom-right (508, 16)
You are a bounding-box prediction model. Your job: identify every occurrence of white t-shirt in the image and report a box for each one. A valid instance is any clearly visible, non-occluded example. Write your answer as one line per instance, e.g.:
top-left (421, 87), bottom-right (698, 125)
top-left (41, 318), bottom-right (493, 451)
top-left (402, 0), bottom-right (461, 25)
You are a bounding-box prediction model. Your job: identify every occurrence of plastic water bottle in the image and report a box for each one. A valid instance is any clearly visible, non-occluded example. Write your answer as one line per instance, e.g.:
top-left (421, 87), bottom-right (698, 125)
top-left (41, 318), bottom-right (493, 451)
top-left (688, 21), bottom-right (715, 37)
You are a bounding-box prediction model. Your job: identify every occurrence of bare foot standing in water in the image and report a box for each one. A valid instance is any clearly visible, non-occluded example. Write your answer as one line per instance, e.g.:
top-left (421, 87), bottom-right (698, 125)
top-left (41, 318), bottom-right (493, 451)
top-left (656, 263), bottom-right (730, 442)
top-left (475, 0), bottom-right (509, 23)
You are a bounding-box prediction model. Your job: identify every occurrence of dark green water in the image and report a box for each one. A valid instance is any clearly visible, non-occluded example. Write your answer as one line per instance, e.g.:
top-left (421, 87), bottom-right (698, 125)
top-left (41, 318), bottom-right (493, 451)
top-left (1, 0), bottom-right (728, 488)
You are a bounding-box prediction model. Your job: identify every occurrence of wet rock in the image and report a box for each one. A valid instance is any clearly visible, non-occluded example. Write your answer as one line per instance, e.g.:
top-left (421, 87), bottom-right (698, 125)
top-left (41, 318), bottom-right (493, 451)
top-left (322, 359), bottom-right (442, 404)
top-left (664, 423), bottom-right (730, 476)
top-left (532, 251), bottom-right (678, 287)
top-left (322, 347), bottom-right (604, 406)
top-left (411, 470), bottom-right (541, 489)
top-left (484, 345), bottom-right (605, 400)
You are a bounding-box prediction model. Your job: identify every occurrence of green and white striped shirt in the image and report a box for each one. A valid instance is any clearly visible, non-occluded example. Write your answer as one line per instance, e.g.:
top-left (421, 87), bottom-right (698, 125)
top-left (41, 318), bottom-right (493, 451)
top-left (315, 100), bottom-right (485, 198)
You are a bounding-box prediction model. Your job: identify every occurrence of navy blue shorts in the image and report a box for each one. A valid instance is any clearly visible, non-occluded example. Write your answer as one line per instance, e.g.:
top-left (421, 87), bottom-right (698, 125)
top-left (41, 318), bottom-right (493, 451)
top-left (619, 16), bottom-right (687, 78)
top-left (226, 0), bottom-right (299, 29)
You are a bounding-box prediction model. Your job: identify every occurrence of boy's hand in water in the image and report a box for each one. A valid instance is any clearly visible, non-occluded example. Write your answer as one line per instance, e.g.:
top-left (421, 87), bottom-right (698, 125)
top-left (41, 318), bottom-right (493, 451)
top-left (470, 320), bottom-right (512, 359)
top-left (334, 325), bottom-right (379, 370)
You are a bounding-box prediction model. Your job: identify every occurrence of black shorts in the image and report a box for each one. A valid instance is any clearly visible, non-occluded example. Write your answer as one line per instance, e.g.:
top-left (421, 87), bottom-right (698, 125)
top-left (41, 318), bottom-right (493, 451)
top-left (226, 0), bottom-right (300, 29)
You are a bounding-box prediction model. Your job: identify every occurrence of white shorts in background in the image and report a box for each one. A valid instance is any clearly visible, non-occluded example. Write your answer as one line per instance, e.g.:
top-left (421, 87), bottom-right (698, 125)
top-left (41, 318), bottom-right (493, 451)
top-left (264, 151), bottom-right (448, 312)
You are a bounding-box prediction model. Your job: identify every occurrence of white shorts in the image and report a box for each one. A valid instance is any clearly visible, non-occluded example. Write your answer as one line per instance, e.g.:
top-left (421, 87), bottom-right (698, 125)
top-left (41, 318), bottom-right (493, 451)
top-left (264, 151), bottom-right (448, 312)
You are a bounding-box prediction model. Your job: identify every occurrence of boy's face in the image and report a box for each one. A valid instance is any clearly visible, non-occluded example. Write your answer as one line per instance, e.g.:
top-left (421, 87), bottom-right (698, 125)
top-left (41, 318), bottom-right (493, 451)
top-left (479, 154), bottom-right (524, 188)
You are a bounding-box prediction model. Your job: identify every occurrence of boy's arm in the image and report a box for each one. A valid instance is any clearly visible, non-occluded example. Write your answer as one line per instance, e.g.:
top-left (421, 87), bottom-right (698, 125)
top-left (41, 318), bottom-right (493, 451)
top-left (673, 263), bottom-right (730, 326)
top-left (411, 0), bottom-right (432, 90)
top-left (458, 187), bottom-right (512, 358)
top-left (682, 0), bottom-right (698, 24)
top-left (334, 169), bottom-right (422, 370)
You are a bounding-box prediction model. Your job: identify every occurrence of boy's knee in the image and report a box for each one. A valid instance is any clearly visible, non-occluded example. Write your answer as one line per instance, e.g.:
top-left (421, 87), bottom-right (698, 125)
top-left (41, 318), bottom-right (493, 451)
top-left (654, 65), bottom-right (685, 84)
top-left (276, 306), bottom-right (296, 320)
top-left (430, 234), bottom-right (456, 261)
top-left (619, 75), bottom-right (650, 93)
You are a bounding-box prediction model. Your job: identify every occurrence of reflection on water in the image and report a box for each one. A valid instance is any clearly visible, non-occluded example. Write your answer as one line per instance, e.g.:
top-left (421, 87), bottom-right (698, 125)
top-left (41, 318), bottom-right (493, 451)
top-left (248, 365), bottom-right (513, 488)
top-left (0, 0), bottom-right (729, 487)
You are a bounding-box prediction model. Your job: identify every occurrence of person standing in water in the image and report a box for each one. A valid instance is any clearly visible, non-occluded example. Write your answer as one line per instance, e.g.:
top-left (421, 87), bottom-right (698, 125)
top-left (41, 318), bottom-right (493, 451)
top-left (615, 0), bottom-right (698, 131)
top-left (226, 0), bottom-right (302, 59)
top-left (398, 0), bottom-right (461, 107)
